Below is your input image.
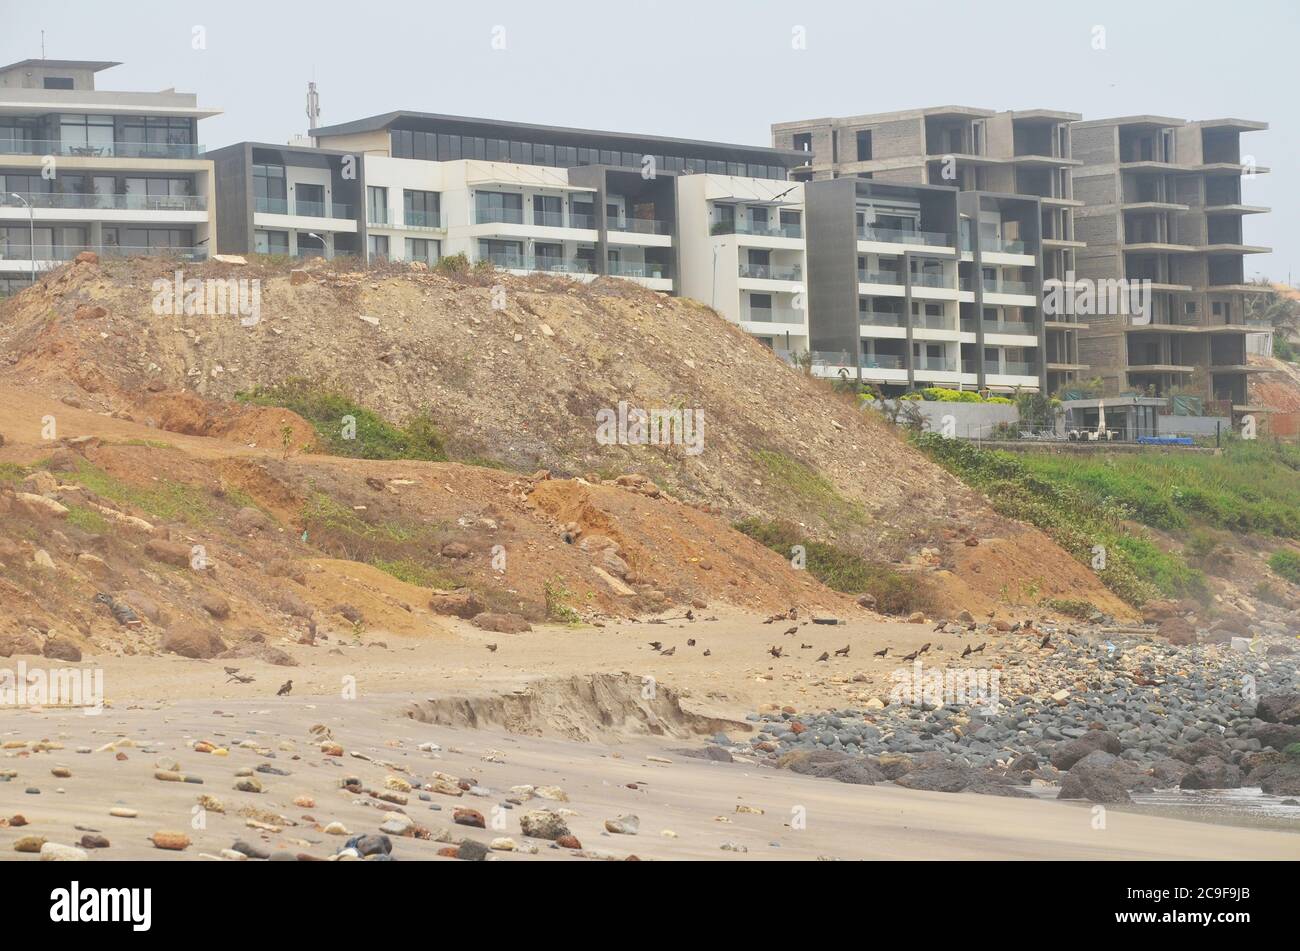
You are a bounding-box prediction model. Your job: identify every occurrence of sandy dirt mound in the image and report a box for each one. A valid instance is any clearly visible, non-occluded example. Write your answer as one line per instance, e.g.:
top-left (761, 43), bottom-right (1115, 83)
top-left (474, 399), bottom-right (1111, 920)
top-left (403, 672), bottom-right (747, 741)
top-left (0, 256), bottom-right (1125, 620)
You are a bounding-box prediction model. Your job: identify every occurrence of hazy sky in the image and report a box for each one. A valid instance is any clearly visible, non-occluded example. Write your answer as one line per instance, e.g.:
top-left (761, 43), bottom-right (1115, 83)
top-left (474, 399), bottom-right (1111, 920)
top-left (4, 0), bottom-right (1294, 278)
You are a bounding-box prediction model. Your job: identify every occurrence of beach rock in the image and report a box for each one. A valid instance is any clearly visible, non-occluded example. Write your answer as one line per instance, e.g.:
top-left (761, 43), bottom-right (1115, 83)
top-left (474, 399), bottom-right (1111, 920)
top-left (471, 612), bottom-right (532, 634)
top-left (604, 814), bottom-right (639, 835)
top-left (161, 627), bottom-right (226, 659)
top-left (150, 831), bottom-right (191, 851)
top-left (519, 810), bottom-right (569, 840)
top-left (428, 590), bottom-right (485, 619)
top-left (1256, 692), bottom-right (1300, 726)
top-left (42, 638), bottom-right (82, 662)
top-left (1049, 730), bottom-right (1123, 770)
top-left (457, 839), bottom-right (489, 861)
top-left (1057, 751), bottom-right (1132, 803)
top-left (452, 808), bottom-right (485, 828)
top-left (39, 842), bottom-right (88, 861)
top-left (1179, 755), bottom-right (1242, 790)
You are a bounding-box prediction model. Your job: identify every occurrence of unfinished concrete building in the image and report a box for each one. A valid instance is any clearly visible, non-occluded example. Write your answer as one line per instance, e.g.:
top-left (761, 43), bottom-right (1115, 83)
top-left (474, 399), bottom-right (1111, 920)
top-left (772, 106), bottom-right (1087, 393)
top-left (1071, 116), bottom-right (1270, 413)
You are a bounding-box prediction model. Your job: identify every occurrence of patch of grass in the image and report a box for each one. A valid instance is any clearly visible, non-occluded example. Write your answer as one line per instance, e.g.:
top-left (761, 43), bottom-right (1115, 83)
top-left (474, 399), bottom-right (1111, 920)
top-left (371, 558), bottom-right (457, 589)
top-left (116, 438), bottom-right (176, 450)
top-left (62, 459), bottom-right (213, 525)
top-left (0, 462), bottom-right (26, 485)
top-left (913, 433), bottom-right (1204, 606)
top-left (237, 379), bottom-right (447, 462)
top-left (65, 504), bottom-right (111, 534)
top-left (1268, 549), bottom-right (1300, 585)
top-left (734, 518), bottom-right (937, 615)
top-left (543, 578), bottom-right (582, 624)
top-left (1039, 597), bottom-right (1097, 619)
top-left (752, 449), bottom-right (866, 526)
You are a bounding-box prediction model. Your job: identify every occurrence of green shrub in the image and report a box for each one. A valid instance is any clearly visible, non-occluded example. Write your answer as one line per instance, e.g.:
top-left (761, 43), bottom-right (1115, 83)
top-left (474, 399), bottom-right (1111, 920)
top-left (237, 379), bottom-right (446, 462)
top-left (1268, 549), bottom-right (1300, 584)
top-left (734, 518), bottom-right (937, 615)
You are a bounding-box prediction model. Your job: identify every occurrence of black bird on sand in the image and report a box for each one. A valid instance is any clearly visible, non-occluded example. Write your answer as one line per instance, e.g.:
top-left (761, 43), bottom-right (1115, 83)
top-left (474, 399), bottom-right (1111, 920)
top-left (872, 647), bottom-right (888, 658)
top-left (816, 651), bottom-right (829, 662)
top-left (768, 646), bottom-right (784, 658)
top-left (834, 645), bottom-right (850, 657)
top-left (960, 644), bottom-right (973, 659)
top-left (277, 680), bottom-right (293, 696)
top-left (485, 643), bottom-right (498, 652)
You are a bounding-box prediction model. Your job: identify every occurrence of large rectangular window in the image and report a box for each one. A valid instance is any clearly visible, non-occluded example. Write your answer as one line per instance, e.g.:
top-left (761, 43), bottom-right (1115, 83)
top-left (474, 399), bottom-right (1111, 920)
top-left (474, 191), bottom-right (522, 224)
top-left (367, 186), bottom-right (389, 224)
top-left (403, 190), bottom-right (441, 228)
top-left (253, 164), bottom-right (287, 213)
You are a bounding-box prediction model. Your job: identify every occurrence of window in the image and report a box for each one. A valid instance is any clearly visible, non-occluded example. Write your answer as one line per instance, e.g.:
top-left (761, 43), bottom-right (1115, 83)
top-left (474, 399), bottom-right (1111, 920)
top-left (478, 239), bottom-right (523, 268)
top-left (535, 242), bottom-right (563, 270)
top-left (59, 114), bottom-right (113, 154)
top-left (474, 191), bottom-right (522, 224)
top-left (44, 77), bottom-right (74, 90)
top-left (295, 183), bottom-right (325, 216)
top-left (368, 234), bottom-right (390, 259)
top-left (253, 164), bottom-right (287, 213)
top-left (404, 237), bottom-right (440, 265)
top-left (856, 130), bottom-right (873, 161)
top-left (534, 194), bottom-right (563, 227)
top-left (367, 186), bottom-right (389, 225)
top-left (117, 116), bottom-right (194, 154)
top-left (571, 199), bottom-right (594, 229)
top-left (403, 189), bottom-right (440, 227)
top-left (793, 133), bottom-right (812, 153)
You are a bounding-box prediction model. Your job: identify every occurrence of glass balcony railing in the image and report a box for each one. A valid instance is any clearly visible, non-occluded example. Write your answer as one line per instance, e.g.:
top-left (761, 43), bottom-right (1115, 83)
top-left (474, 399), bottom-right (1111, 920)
top-left (570, 212), bottom-right (597, 230)
top-left (1, 191), bottom-right (206, 212)
top-left (738, 262), bottom-right (802, 281)
top-left (256, 197), bottom-right (288, 214)
top-left (711, 220), bottom-right (803, 239)
top-left (607, 216), bottom-right (671, 235)
top-left (474, 207), bottom-right (525, 225)
top-left (607, 261), bottom-right (669, 279)
top-left (291, 200), bottom-right (355, 220)
top-left (483, 253), bottom-right (594, 274)
top-left (985, 360), bottom-right (1039, 376)
top-left (532, 210), bottom-right (567, 228)
top-left (747, 307), bottom-right (804, 324)
top-left (859, 311), bottom-right (907, 328)
top-left (858, 225), bottom-right (952, 247)
top-left (960, 277), bottom-right (1037, 295)
top-left (981, 319), bottom-right (1035, 335)
top-left (0, 139), bottom-right (204, 159)
top-left (913, 313), bottom-right (956, 331)
top-left (0, 244), bottom-right (206, 262)
top-left (402, 210), bottom-right (444, 229)
top-left (915, 356), bottom-right (959, 372)
top-left (910, 271), bottom-right (951, 288)
top-left (859, 269), bottom-right (904, 285)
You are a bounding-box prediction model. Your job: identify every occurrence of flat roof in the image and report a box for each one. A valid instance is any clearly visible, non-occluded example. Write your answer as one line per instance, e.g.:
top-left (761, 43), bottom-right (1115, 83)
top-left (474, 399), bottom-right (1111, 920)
top-left (0, 58), bottom-right (121, 74)
top-left (312, 110), bottom-right (806, 164)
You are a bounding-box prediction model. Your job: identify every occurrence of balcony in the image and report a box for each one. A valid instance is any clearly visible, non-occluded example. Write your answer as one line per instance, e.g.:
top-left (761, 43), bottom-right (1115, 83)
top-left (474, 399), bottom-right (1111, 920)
top-left (483, 253), bottom-right (594, 275)
top-left (0, 244), bottom-right (207, 263)
top-left (711, 220), bottom-right (803, 239)
top-left (982, 319), bottom-right (1036, 335)
top-left (257, 197), bottom-right (355, 221)
top-left (985, 360), bottom-right (1039, 376)
top-left (859, 269), bottom-right (904, 285)
top-left (1, 191), bottom-right (206, 212)
top-left (607, 216), bottom-right (671, 235)
top-left (915, 356), bottom-right (959, 372)
top-left (910, 271), bottom-right (952, 289)
top-left (859, 311), bottom-right (907, 328)
top-left (858, 225), bottom-right (952, 247)
top-left (607, 260), bottom-right (670, 280)
top-left (0, 139), bottom-right (205, 160)
top-left (964, 233), bottom-right (1029, 254)
top-left (747, 306), bottom-right (804, 325)
top-left (739, 262), bottom-right (802, 281)
top-left (402, 210), bottom-right (445, 230)
top-left (964, 277), bottom-right (1036, 296)
top-left (912, 313), bottom-right (956, 331)
top-left (475, 207), bottom-right (525, 225)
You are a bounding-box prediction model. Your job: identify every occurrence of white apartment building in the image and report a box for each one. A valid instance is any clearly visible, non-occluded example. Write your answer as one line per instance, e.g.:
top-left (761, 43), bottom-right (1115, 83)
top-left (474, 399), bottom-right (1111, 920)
top-left (0, 59), bottom-right (217, 296)
top-left (676, 174), bottom-right (808, 358)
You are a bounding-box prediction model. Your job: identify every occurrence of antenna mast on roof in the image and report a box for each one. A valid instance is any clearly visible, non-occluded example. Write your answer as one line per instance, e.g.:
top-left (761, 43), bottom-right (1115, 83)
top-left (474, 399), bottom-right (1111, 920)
top-left (41, 31), bottom-right (46, 59)
top-left (306, 81), bottom-right (320, 131)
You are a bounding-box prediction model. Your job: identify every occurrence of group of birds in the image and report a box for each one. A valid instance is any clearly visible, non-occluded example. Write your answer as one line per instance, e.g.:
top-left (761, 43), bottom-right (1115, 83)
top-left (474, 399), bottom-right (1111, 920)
top-left (222, 667), bottom-right (292, 696)
top-left (767, 643), bottom-right (850, 661)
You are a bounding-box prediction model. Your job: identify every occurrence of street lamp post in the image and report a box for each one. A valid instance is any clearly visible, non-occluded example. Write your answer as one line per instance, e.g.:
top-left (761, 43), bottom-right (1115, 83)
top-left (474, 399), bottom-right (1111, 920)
top-left (304, 231), bottom-right (328, 260)
top-left (9, 193), bottom-right (35, 285)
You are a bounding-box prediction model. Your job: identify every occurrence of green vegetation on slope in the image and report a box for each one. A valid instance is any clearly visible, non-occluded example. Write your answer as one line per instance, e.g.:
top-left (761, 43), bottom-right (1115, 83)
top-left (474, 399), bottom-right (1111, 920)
top-left (734, 517), bottom-right (936, 615)
top-left (237, 379), bottom-right (447, 462)
top-left (752, 449), bottom-right (867, 527)
top-left (1269, 549), bottom-right (1300, 585)
top-left (913, 434), bottom-right (1205, 606)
